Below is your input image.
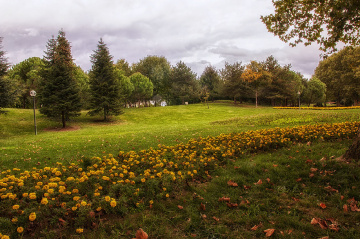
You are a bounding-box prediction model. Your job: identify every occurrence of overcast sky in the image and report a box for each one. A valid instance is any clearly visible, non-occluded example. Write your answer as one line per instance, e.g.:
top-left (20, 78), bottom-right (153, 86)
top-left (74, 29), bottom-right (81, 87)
top-left (1, 0), bottom-right (324, 78)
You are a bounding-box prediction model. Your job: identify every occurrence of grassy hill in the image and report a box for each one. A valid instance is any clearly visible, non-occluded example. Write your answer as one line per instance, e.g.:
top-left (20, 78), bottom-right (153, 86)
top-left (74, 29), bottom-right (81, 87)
top-left (1, 103), bottom-right (360, 238)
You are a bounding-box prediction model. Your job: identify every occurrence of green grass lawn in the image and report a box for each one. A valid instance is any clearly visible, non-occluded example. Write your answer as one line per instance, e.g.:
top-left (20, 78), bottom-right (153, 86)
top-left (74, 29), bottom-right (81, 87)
top-left (1, 102), bottom-right (360, 238)
top-left (1, 103), bottom-right (359, 170)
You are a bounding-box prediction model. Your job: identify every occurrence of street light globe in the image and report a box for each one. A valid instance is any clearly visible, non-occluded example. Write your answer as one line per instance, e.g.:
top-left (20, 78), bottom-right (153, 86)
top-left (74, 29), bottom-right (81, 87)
top-left (30, 90), bottom-right (37, 97)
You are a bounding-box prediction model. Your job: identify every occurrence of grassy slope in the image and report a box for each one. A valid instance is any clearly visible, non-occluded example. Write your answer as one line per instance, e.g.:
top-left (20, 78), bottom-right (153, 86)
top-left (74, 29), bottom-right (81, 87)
top-left (0, 103), bottom-right (274, 169)
top-left (1, 104), bottom-right (360, 238)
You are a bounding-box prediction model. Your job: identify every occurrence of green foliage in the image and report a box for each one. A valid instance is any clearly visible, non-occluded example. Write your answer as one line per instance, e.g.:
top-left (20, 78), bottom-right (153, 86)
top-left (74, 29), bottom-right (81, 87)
top-left (200, 65), bottom-right (222, 101)
top-left (315, 46), bottom-right (360, 105)
top-left (303, 77), bottom-right (327, 106)
top-left (39, 30), bottom-right (82, 128)
top-left (114, 58), bottom-right (132, 77)
top-left (7, 57), bottom-right (44, 108)
top-left (170, 61), bottom-right (200, 105)
top-left (133, 55), bottom-right (171, 103)
top-left (220, 61), bottom-right (249, 103)
top-left (115, 68), bottom-right (134, 104)
top-left (88, 38), bottom-right (122, 120)
top-left (261, 0), bottom-right (360, 54)
top-left (129, 72), bottom-right (153, 103)
top-left (262, 56), bottom-right (305, 106)
top-left (0, 38), bottom-right (16, 110)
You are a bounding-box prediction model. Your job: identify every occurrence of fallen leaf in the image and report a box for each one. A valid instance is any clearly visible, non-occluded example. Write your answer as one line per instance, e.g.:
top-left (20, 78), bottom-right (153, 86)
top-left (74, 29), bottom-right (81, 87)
top-left (343, 204), bottom-right (348, 212)
top-left (226, 203), bottom-right (239, 208)
top-left (133, 228), bottom-right (148, 239)
top-left (319, 237), bottom-right (329, 239)
top-left (264, 228), bottom-right (275, 237)
top-left (243, 185), bottom-right (251, 190)
top-left (272, 164), bottom-right (278, 167)
top-left (212, 216), bottom-right (220, 221)
top-left (310, 168), bottom-right (318, 172)
top-left (296, 178), bottom-right (302, 182)
top-left (201, 214), bottom-right (207, 219)
top-left (266, 178), bottom-right (271, 183)
top-left (319, 203), bottom-right (327, 209)
top-left (227, 180), bottom-right (238, 187)
top-left (200, 203), bottom-right (206, 211)
top-left (311, 218), bottom-right (319, 225)
top-left (177, 205), bottom-right (184, 210)
top-left (309, 173), bottom-right (315, 178)
top-left (251, 225), bottom-right (259, 231)
top-left (254, 179), bottom-right (263, 185)
top-left (218, 197), bottom-right (231, 202)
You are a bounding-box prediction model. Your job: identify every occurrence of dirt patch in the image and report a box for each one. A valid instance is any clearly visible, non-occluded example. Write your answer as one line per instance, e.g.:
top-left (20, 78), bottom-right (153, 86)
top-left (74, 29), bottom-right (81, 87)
top-left (43, 125), bottom-right (81, 132)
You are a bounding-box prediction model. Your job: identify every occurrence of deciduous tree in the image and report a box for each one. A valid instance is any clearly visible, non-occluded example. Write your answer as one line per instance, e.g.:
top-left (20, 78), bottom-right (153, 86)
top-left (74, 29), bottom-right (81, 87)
top-left (8, 57), bottom-right (44, 108)
top-left (261, 0), bottom-right (360, 54)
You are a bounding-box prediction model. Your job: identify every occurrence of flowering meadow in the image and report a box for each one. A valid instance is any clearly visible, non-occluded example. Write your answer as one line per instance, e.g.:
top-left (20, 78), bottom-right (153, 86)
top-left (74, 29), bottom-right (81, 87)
top-left (0, 121), bottom-right (359, 238)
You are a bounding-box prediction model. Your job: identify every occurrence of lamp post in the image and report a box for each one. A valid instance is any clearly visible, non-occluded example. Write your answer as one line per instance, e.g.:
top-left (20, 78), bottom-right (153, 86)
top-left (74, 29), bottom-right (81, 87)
top-left (297, 91), bottom-right (301, 110)
top-left (30, 90), bottom-right (37, 135)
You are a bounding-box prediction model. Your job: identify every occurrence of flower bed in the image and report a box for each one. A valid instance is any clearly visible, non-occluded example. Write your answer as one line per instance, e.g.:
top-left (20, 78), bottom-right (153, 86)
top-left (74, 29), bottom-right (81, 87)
top-left (274, 106), bottom-right (360, 110)
top-left (0, 121), bottom-right (359, 238)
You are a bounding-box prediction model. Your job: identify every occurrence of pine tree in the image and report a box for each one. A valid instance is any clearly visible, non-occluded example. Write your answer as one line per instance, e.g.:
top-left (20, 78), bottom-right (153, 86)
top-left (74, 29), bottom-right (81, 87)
top-left (89, 38), bottom-right (122, 121)
top-left (39, 30), bottom-right (81, 128)
top-left (0, 37), bottom-right (13, 110)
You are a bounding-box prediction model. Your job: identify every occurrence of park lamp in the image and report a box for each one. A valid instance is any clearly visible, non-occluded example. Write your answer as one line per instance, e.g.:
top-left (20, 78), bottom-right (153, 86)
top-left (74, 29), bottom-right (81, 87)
top-left (297, 91), bottom-right (301, 110)
top-left (30, 90), bottom-right (37, 135)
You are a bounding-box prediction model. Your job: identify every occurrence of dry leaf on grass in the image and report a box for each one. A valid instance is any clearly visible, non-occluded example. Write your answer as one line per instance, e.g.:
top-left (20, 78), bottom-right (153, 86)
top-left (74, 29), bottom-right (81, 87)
top-left (264, 228), bottom-right (275, 237)
top-left (227, 180), bottom-right (238, 187)
top-left (133, 228), bottom-right (148, 239)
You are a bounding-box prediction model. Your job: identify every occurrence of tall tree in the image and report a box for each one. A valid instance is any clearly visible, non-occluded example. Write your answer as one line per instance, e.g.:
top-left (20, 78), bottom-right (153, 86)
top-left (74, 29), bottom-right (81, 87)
top-left (315, 46), bottom-right (360, 106)
top-left (170, 61), bottom-right (200, 105)
top-left (133, 56), bottom-right (172, 105)
top-left (39, 30), bottom-right (82, 128)
top-left (261, 0), bottom-right (360, 54)
top-left (115, 68), bottom-right (134, 105)
top-left (262, 1), bottom-right (360, 160)
top-left (199, 65), bottom-right (222, 101)
top-left (220, 61), bottom-right (249, 104)
top-left (8, 57), bottom-right (44, 108)
top-left (89, 38), bottom-right (122, 121)
top-left (115, 59), bottom-right (132, 77)
top-left (129, 72), bottom-right (153, 105)
top-left (241, 61), bottom-right (271, 107)
top-left (0, 37), bottom-right (14, 110)
top-left (303, 77), bottom-right (327, 106)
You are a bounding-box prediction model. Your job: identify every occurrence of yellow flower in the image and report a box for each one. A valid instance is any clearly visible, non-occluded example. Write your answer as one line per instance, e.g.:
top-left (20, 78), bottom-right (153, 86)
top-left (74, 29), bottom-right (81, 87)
top-left (29, 212), bottom-right (36, 221)
top-left (41, 197), bottom-right (48, 205)
top-left (81, 201), bottom-right (87, 207)
top-left (11, 217), bottom-right (18, 223)
top-left (17, 227), bottom-right (24, 233)
top-left (1, 235), bottom-right (10, 239)
top-left (96, 207), bottom-right (102, 211)
top-left (149, 200), bottom-right (154, 205)
top-left (72, 206), bottom-right (78, 211)
top-left (105, 196), bottom-right (111, 202)
top-left (166, 193), bottom-right (169, 198)
top-left (110, 200), bottom-right (117, 207)
top-left (12, 204), bottom-right (20, 210)
top-left (76, 228), bottom-right (84, 234)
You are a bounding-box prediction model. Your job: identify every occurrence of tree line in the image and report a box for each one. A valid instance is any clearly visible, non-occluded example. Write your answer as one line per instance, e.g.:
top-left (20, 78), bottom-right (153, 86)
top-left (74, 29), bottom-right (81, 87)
top-left (1, 30), bottom-right (359, 126)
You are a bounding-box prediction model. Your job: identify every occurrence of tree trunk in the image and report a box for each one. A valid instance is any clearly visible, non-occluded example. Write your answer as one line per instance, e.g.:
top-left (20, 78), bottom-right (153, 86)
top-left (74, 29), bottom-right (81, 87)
top-left (104, 107), bottom-right (107, 121)
top-left (255, 90), bottom-right (258, 108)
top-left (342, 129), bottom-right (360, 161)
top-left (62, 111), bottom-right (66, 128)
